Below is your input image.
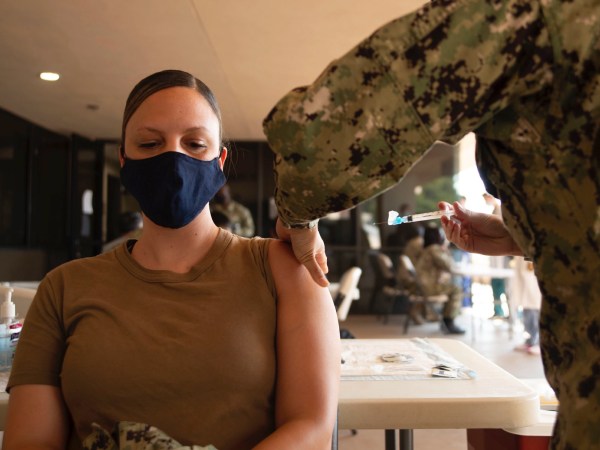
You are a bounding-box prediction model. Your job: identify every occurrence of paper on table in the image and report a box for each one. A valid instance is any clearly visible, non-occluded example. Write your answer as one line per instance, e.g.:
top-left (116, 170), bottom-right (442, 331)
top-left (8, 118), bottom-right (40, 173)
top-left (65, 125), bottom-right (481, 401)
top-left (341, 338), bottom-right (475, 380)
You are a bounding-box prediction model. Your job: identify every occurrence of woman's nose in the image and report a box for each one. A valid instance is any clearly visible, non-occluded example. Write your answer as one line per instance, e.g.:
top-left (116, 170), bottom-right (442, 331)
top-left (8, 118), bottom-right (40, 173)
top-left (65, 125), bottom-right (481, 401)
top-left (164, 138), bottom-right (184, 154)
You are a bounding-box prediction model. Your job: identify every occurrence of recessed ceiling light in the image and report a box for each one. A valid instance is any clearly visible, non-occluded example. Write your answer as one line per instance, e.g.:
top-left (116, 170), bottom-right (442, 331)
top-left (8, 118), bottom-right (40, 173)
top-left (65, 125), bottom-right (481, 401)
top-left (39, 72), bottom-right (60, 81)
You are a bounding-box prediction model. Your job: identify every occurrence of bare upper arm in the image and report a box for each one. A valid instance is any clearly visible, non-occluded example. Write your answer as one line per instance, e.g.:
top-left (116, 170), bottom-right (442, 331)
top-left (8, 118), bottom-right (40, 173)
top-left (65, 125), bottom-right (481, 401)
top-left (3, 385), bottom-right (70, 450)
top-left (267, 240), bottom-right (340, 428)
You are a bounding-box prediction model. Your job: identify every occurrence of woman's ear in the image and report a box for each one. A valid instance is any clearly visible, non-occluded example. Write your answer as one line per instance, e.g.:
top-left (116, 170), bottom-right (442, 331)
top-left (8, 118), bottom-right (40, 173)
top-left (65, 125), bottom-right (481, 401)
top-left (219, 147), bottom-right (228, 169)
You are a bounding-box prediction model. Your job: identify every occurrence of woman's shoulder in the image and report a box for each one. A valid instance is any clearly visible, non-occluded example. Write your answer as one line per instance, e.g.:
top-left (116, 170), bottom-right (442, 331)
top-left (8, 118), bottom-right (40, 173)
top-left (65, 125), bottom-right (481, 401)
top-left (227, 233), bottom-right (288, 260)
top-left (44, 249), bottom-right (119, 284)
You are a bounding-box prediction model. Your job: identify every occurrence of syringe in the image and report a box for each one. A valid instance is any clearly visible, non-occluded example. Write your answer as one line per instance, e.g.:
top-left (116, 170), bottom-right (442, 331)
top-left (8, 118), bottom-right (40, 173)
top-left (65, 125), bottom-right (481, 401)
top-left (375, 209), bottom-right (455, 225)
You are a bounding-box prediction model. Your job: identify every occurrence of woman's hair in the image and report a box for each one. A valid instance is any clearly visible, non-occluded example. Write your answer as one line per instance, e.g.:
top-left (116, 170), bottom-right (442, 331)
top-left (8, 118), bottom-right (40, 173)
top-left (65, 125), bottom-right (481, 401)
top-left (120, 69), bottom-right (222, 156)
top-left (423, 225), bottom-right (444, 248)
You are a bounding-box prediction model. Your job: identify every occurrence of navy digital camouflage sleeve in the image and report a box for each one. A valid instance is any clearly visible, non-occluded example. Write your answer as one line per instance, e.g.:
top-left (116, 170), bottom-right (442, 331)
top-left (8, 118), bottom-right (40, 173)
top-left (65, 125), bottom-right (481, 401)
top-left (263, 0), bottom-right (552, 226)
top-left (264, 1), bottom-right (600, 449)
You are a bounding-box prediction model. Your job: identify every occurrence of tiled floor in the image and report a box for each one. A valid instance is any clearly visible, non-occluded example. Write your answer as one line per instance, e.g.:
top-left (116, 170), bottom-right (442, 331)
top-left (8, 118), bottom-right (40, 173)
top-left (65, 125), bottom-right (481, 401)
top-left (337, 307), bottom-right (546, 450)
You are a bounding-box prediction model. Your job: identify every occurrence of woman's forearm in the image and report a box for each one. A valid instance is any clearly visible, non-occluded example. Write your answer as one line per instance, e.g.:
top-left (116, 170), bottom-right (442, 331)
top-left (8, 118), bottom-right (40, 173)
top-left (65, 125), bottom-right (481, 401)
top-left (253, 418), bottom-right (334, 450)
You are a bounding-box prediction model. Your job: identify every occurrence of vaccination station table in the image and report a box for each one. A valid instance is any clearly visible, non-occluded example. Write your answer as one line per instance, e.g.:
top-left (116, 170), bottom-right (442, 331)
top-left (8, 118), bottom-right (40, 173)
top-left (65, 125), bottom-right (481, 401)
top-left (338, 338), bottom-right (540, 450)
top-left (0, 339), bottom-right (542, 450)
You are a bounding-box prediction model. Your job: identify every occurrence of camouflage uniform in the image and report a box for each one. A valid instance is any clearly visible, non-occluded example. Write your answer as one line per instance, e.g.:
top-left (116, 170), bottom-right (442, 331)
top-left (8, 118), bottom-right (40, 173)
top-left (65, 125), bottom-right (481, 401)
top-left (415, 244), bottom-right (463, 319)
top-left (263, 1), bottom-right (600, 448)
top-left (82, 422), bottom-right (217, 450)
top-left (210, 200), bottom-right (255, 237)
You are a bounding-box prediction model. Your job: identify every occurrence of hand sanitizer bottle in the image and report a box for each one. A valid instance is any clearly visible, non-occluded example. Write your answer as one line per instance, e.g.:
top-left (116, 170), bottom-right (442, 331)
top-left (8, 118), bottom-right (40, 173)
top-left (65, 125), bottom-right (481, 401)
top-left (0, 287), bottom-right (22, 372)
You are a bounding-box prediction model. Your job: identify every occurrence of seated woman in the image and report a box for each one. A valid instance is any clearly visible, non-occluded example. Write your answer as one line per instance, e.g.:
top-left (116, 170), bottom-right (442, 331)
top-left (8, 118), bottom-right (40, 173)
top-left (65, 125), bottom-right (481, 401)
top-left (3, 70), bottom-right (340, 450)
top-left (416, 226), bottom-right (465, 335)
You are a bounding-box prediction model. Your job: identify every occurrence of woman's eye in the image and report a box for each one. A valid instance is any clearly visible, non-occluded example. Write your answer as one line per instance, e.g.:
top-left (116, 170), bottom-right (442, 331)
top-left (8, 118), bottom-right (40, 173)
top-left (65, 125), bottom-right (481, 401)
top-left (139, 141), bottom-right (160, 149)
top-left (188, 141), bottom-right (208, 150)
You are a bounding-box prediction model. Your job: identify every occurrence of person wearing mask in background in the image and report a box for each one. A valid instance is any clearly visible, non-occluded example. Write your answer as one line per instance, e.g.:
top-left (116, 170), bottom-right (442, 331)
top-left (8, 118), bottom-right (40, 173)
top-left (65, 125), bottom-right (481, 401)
top-left (262, 1), bottom-right (598, 448)
top-left (416, 226), bottom-right (465, 334)
top-left (4, 70), bottom-right (340, 450)
top-left (211, 183), bottom-right (256, 237)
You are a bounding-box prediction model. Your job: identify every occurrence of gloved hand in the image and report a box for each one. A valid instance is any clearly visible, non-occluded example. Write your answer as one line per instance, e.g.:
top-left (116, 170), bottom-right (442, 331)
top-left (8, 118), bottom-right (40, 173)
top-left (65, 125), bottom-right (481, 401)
top-left (275, 217), bottom-right (329, 287)
top-left (439, 201), bottom-right (524, 257)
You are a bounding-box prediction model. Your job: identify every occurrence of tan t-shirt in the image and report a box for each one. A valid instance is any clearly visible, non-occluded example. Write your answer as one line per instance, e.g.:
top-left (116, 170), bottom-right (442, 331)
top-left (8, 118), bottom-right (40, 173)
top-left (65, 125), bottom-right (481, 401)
top-left (8, 229), bottom-right (278, 450)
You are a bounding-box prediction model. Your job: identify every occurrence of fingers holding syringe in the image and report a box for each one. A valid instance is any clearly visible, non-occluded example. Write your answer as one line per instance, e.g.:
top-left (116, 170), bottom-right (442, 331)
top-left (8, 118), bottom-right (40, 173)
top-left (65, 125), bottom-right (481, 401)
top-left (440, 202), bottom-right (472, 252)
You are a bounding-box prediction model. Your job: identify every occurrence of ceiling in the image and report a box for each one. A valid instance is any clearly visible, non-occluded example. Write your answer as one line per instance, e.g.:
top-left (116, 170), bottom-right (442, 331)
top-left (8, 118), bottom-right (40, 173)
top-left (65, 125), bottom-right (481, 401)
top-left (0, 0), bottom-right (427, 142)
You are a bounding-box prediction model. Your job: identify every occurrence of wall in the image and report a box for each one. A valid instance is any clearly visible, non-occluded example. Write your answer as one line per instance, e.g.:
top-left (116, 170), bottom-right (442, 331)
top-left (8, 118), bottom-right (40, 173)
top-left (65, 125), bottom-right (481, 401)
top-left (0, 107), bottom-right (106, 279)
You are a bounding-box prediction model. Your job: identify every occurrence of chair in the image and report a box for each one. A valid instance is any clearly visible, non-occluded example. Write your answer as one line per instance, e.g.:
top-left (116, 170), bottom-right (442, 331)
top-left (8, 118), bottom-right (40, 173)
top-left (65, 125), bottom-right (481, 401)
top-left (368, 251), bottom-right (412, 327)
top-left (330, 267), bottom-right (362, 340)
top-left (333, 267), bottom-right (362, 323)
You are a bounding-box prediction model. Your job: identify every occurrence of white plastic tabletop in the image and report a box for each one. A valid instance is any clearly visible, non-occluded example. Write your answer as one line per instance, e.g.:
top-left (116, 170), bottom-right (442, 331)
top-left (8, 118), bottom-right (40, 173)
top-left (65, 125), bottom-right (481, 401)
top-left (339, 338), bottom-right (539, 431)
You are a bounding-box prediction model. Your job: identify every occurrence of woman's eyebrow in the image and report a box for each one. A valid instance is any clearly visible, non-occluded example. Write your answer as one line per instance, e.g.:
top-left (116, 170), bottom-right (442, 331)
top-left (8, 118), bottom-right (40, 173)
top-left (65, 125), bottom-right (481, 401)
top-left (134, 126), bottom-right (210, 134)
top-left (183, 126), bottom-right (210, 133)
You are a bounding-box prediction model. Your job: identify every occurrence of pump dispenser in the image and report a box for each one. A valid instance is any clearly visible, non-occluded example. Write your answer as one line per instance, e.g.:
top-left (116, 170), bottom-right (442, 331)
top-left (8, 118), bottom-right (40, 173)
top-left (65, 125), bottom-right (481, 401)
top-left (1, 287), bottom-right (16, 323)
top-left (0, 286), bottom-right (22, 371)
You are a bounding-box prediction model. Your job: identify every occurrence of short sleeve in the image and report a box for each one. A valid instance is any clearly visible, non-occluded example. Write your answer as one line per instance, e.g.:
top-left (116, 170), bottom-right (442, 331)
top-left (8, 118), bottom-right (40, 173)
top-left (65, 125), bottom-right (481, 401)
top-left (7, 275), bottom-right (66, 391)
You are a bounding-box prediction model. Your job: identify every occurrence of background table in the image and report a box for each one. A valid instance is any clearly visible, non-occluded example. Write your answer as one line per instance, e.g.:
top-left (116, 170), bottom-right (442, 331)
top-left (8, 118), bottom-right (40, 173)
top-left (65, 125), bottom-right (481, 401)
top-left (451, 265), bottom-right (515, 280)
top-left (338, 339), bottom-right (539, 449)
top-left (451, 264), bottom-right (516, 342)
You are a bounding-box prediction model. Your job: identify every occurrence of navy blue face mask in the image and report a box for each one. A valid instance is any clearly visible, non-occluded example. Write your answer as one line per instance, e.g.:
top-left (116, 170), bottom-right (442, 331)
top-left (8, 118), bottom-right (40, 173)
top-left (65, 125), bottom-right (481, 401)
top-left (120, 151), bottom-right (226, 229)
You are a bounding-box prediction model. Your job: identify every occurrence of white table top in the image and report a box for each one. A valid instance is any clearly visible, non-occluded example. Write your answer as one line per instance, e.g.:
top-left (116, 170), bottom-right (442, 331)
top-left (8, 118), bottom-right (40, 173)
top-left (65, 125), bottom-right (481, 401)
top-left (339, 338), bottom-right (539, 430)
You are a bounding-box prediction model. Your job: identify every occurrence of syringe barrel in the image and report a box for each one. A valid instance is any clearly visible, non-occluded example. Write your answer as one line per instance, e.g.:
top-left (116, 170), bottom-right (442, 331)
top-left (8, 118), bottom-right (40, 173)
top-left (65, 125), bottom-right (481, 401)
top-left (404, 209), bottom-right (453, 223)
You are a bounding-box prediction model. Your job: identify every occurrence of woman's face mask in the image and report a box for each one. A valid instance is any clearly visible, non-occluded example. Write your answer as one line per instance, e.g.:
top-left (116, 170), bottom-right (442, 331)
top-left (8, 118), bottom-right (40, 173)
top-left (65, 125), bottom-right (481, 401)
top-left (120, 151), bottom-right (226, 229)
top-left (120, 87), bottom-right (226, 228)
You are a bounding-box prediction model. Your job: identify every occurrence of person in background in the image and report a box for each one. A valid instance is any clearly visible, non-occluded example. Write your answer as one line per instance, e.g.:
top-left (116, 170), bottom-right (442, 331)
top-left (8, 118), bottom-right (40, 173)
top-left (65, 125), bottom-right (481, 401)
top-left (262, 1), bottom-right (598, 448)
top-left (211, 210), bottom-right (233, 232)
top-left (394, 234), bottom-right (439, 324)
top-left (211, 183), bottom-right (255, 237)
top-left (392, 222), bottom-right (438, 324)
top-left (3, 70), bottom-right (340, 450)
top-left (102, 211), bottom-right (143, 253)
top-left (511, 257), bottom-right (542, 356)
top-left (385, 203), bottom-right (422, 254)
top-left (415, 226), bottom-right (465, 334)
top-left (402, 227), bottom-right (424, 269)
top-left (483, 193), bottom-right (509, 318)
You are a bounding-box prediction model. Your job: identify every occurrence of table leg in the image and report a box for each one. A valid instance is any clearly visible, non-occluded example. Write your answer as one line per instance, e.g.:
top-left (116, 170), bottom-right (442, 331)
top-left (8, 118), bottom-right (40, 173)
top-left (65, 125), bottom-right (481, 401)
top-left (385, 429), bottom-right (396, 450)
top-left (385, 429), bottom-right (414, 450)
top-left (399, 429), bottom-right (413, 450)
